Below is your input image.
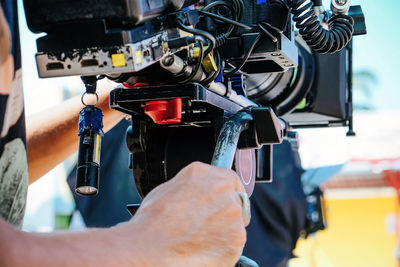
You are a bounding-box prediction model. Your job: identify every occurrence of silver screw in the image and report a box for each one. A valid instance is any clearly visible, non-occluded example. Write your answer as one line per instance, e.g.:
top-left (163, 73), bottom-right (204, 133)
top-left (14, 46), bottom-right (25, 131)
top-left (335, 0), bottom-right (347, 5)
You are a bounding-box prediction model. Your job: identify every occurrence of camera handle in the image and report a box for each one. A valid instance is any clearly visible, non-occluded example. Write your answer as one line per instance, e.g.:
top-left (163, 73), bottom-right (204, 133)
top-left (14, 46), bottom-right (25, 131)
top-left (211, 111), bottom-right (257, 267)
top-left (211, 111), bottom-right (253, 168)
top-left (212, 107), bottom-right (285, 169)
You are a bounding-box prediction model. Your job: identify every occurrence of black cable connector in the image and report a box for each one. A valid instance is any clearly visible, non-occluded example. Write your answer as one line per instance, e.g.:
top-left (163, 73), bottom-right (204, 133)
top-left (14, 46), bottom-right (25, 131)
top-left (167, 36), bottom-right (197, 49)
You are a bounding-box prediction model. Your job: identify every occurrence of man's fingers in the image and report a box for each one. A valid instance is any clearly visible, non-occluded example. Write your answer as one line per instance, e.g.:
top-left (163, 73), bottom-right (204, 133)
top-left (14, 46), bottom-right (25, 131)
top-left (174, 162), bottom-right (251, 226)
top-left (236, 192), bottom-right (251, 227)
top-left (212, 166), bottom-right (250, 227)
top-left (199, 163), bottom-right (251, 227)
top-left (209, 164), bottom-right (246, 192)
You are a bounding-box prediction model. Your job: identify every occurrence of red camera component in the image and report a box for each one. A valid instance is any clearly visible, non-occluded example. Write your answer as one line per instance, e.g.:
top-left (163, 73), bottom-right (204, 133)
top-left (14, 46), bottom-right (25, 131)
top-left (144, 98), bottom-right (183, 124)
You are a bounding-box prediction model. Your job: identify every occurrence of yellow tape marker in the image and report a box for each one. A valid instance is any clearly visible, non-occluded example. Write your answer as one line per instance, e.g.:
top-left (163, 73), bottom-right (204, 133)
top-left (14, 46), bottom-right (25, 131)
top-left (202, 53), bottom-right (218, 72)
top-left (111, 53), bottom-right (126, 67)
top-left (135, 50), bottom-right (143, 65)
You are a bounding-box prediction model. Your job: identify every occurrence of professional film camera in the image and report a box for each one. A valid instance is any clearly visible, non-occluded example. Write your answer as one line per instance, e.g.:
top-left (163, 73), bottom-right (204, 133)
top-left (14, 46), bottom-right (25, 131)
top-left (24, 0), bottom-right (365, 259)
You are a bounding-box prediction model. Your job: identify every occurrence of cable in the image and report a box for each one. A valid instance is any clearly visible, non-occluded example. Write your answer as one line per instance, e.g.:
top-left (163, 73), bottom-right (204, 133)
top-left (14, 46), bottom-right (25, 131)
top-left (201, 50), bottom-right (221, 85)
top-left (199, 9), bottom-right (252, 47)
top-left (257, 23), bottom-right (278, 43)
top-left (233, 0), bottom-right (244, 21)
top-left (203, 0), bottom-right (235, 12)
top-left (199, 10), bottom-right (252, 30)
top-left (176, 20), bottom-right (215, 56)
top-left (202, 1), bottom-right (243, 47)
top-left (290, 0), bottom-right (354, 54)
top-left (179, 40), bottom-right (204, 84)
top-left (224, 33), bottom-right (261, 77)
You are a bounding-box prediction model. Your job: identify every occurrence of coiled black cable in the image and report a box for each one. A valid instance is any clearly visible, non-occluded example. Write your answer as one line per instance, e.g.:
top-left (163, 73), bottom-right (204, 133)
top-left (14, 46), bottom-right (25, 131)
top-left (202, 0), bottom-right (243, 47)
top-left (290, 0), bottom-right (354, 54)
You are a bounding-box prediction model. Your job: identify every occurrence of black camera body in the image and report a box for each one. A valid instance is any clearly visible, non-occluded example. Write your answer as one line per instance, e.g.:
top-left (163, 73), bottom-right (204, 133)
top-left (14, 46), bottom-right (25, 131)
top-left (23, 0), bottom-right (366, 197)
top-left (24, 0), bottom-right (365, 127)
top-left (24, 0), bottom-right (198, 32)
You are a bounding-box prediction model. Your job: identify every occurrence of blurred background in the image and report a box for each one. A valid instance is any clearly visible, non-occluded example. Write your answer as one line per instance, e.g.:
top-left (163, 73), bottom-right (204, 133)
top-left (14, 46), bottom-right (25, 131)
top-left (18, 0), bottom-right (400, 266)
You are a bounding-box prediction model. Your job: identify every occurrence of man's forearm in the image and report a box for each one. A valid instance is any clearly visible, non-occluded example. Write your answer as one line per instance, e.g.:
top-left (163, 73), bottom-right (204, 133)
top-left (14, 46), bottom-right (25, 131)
top-left (27, 81), bottom-right (124, 184)
top-left (0, 162), bottom-right (247, 266)
top-left (0, 219), bottom-right (147, 267)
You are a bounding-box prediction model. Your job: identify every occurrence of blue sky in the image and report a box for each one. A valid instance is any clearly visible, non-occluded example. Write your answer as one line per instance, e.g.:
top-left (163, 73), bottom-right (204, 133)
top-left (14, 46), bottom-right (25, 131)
top-left (348, 0), bottom-right (400, 110)
top-left (17, 0), bottom-right (400, 110)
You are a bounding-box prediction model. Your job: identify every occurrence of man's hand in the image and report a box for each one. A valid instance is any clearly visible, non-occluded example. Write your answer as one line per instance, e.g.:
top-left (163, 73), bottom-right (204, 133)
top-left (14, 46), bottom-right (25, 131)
top-left (119, 162), bottom-right (248, 267)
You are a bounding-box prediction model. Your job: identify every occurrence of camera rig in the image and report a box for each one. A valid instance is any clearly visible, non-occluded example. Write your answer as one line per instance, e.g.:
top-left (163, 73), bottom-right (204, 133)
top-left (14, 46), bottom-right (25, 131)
top-left (24, 0), bottom-right (366, 260)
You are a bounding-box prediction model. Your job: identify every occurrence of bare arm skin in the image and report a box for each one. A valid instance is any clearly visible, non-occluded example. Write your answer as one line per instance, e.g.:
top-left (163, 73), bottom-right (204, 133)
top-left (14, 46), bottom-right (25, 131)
top-left (0, 6), bottom-right (10, 64)
top-left (0, 6), bottom-right (13, 95)
top-left (26, 81), bottom-right (124, 184)
top-left (0, 162), bottom-right (248, 267)
top-left (0, 211), bottom-right (148, 267)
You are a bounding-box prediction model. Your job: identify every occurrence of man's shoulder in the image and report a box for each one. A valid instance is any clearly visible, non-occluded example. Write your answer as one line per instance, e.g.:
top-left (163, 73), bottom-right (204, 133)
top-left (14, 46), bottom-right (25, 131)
top-left (0, 0), bottom-right (28, 227)
top-left (0, 138), bottom-right (28, 226)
